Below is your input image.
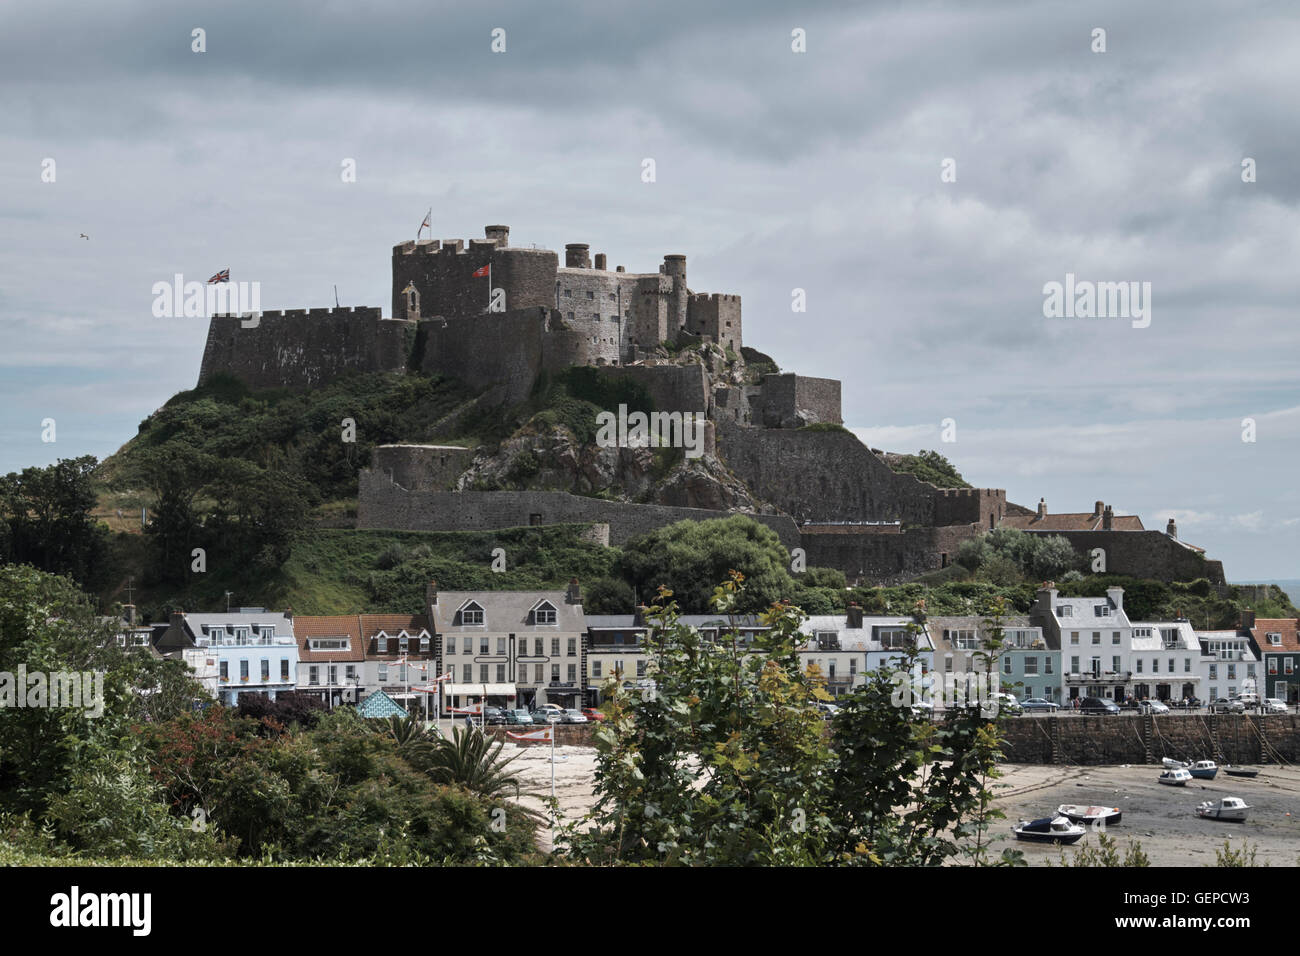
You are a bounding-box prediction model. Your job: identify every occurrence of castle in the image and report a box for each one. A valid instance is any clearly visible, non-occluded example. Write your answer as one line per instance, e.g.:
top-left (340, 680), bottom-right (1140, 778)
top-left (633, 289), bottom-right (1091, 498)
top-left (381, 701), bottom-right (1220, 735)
top-left (198, 224), bottom-right (1225, 586)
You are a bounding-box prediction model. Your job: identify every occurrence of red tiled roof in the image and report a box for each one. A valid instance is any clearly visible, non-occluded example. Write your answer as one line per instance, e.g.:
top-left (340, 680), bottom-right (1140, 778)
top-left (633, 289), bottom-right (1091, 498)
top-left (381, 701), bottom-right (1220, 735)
top-left (1001, 512), bottom-right (1145, 532)
top-left (360, 614), bottom-right (433, 660)
top-left (295, 615), bottom-right (366, 662)
top-left (1252, 619), bottom-right (1300, 654)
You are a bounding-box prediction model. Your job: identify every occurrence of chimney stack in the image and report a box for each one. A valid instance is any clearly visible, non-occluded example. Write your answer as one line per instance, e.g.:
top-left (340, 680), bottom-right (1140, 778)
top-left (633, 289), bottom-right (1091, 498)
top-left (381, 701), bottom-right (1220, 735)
top-left (1103, 505), bottom-right (1114, 530)
top-left (425, 579), bottom-right (439, 608)
top-left (123, 603), bottom-right (137, 626)
top-left (566, 577), bottom-right (582, 605)
top-left (1036, 498), bottom-right (1046, 520)
top-left (1166, 517), bottom-right (1178, 539)
top-left (594, 252), bottom-right (607, 270)
top-left (284, 606), bottom-right (293, 620)
top-left (484, 225), bottom-right (510, 247)
top-left (1241, 609), bottom-right (1256, 630)
top-left (1106, 586), bottom-right (1124, 612)
top-left (1094, 500), bottom-right (1104, 517)
top-left (846, 602), bottom-right (863, 629)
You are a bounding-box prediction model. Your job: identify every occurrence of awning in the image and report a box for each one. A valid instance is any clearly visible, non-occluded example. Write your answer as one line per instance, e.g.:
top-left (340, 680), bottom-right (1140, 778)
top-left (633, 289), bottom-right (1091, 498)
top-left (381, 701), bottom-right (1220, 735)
top-left (447, 683), bottom-right (517, 697)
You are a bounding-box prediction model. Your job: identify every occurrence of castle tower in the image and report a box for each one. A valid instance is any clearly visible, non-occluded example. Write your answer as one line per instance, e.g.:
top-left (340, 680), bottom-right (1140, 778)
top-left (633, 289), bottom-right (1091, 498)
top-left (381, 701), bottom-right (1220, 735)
top-left (565, 243), bottom-right (591, 268)
top-left (663, 254), bottom-right (688, 334)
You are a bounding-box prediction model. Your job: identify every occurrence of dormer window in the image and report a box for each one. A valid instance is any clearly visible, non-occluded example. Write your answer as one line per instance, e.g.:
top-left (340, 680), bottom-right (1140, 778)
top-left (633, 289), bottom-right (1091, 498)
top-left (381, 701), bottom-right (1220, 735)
top-left (533, 601), bottom-right (558, 625)
top-left (461, 602), bottom-right (485, 626)
top-left (399, 635), bottom-right (409, 653)
top-left (1269, 633), bottom-right (1282, 646)
top-left (376, 633), bottom-right (388, 653)
top-left (420, 633), bottom-right (430, 651)
top-left (1093, 605), bottom-right (1111, 617)
top-left (1056, 606), bottom-right (1072, 618)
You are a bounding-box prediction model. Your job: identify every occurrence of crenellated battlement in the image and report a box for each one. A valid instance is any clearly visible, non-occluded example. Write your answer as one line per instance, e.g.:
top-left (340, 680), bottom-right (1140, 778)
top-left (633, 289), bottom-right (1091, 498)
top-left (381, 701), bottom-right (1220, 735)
top-left (688, 293), bottom-right (741, 304)
top-left (211, 306), bottom-right (386, 321)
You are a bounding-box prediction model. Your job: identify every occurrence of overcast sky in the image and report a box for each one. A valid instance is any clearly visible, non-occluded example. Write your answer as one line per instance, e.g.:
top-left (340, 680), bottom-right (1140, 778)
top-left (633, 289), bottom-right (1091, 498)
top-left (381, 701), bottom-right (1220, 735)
top-left (2, 0), bottom-right (1297, 580)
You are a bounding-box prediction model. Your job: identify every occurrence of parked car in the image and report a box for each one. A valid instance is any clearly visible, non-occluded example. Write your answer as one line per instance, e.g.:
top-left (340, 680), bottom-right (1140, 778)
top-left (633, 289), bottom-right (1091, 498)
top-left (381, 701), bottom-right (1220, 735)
top-left (1140, 700), bottom-right (1170, 715)
top-left (562, 708), bottom-right (588, 724)
top-left (1079, 697), bottom-right (1120, 715)
top-left (1208, 697), bottom-right (1245, 714)
top-left (532, 709), bottom-right (564, 723)
top-left (483, 706), bottom-right (507, 725)
top-left (581, 707), bottom-right (606, 721)
top-left (505, 709), bottom-right (534, 725)
top-left (816, 702), bottom-right (842, 718)
top-left (1263, 698), bottom-right (1289, 714)
top-left (991, 692), bottom-right (1022, 716)
top-left (1020, 697), bottom-right (1060, 713)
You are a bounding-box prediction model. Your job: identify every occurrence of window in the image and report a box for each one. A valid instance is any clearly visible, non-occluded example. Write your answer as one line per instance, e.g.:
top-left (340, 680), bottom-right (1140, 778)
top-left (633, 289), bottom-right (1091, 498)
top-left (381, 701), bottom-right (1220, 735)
top-left (1003, 657), bottom-right (1013, 675)
top-left (944, 655), bottom-right (953, 672)
top-left (1070, 632), bottom-right (1079, 645)
top-left (878, 629), bottom-right (911, 650)
top-left (950, 629), bottom-right (978, 650)
top-left (549, 638), bottom-right (559, 656)
top-left (1091, 632), bottom-right (1101, 645)
top-left (1247, 663), bottom-right (1256, 677)
top-left (1268, 633), bottom-right (1282, 646)
top-left (1025, 656), bottom-right (1038, 675)
top-left (309, 665), bottom-right (320, 686)
top-left (1056, 606), bottom-right (1073, 618)
top-left (1090, 657), bottom-right (1101, 676)
top-left (1112, 632), bottom-right (1121, 645)
top-left (1153, 659), bottom-right (1160, 673)
top-left (564, 288), bottom-right (572, 297)
top-left (462, 604), bottom-right (484, 626)
top-left (1071, 656), bottom-right (1080, 674)
top-left (480, 637), bottom-right (489, 654)
top-left (1112, 656), bottom-right (1120, 673)
top-left (535, 604), bottom-right (557, 625)
top-left (586, 290), bottom-right (594, 299)
top-left (328, 665), bottom-right (337, 685)
top-left (497, 637), bottom-right (506, 655)
top-left (399, 635), bottom-right (409, 653)
top-left (309, 638), bottom-right (349, 651)
top-left (376, 635), bottom-right (387, 654)
top-left (281, 659), bottom-right (290, 681)
top-left (240, 660), bottom-right (249, 681)
top-left (220, 661), bottom-right (229, 682)
top-left (1227, 664), bottom-right (1236, 680)
top-left (1024, 686), bottom-right (1033, 699)
top-left (1209, 664), bottom-right (1217, 680)
top-left (534, 664), bottom-right (543, 682)
top-left (345, 665), bottom-right (356, 681)
top-left (479, 664), bottom-right (488, 682)
top-left (462, 664), bottom-right (471, 682)
top-left (496, 664), bottom-right (506, 682)
top-left (261, 659), bottom-right (270, 682)
top-left (568, 638), bottom-right (577, 657)
top-left (420, 633), bottom-right (430, 651)
top-left (1269, 659), bottom-right (1278, 675)
top-left (1287, 659), bottom-right (1295, 676)
top-left (592, 660), bottom-right (602, 678)
top-left (1045, 657), bottom-right (1054, 674)
top-left (568, 664), bottom-right (577, 683)
top-left (636, 661), bottom-right (647, 678)
top-left (550, 664), bottom-right (560, 683)
top-left (535, 638), bottom-right (544, 656)
top-left (1094, 605), bottom-right (1111, 617)
top-left (1136, 659), bottom-right (1143, 673)
top-left (1184, 658), bottom-right (1191, 673)
top-left (379, 663), bottom-right (389, 681)
top-left (849, 658), bottom-right (858, 675)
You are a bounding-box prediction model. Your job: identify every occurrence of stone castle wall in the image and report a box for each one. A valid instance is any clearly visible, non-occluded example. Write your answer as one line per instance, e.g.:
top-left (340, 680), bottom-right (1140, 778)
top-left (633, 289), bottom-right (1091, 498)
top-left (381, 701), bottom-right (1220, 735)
top-left (594, 363), bottom-right (712, 416)
top-left (197, 308), bottom-right (414, 389)
top-left (357, 470), bottom-right (801, 549)
top-left (752, 373), bottom-right (843, 428)
top-left (371, 444), bottom-right (475, 492)
top-left (801, 524), bottom-right (979, 585)
top-left (1024, 529), bottom-right (1226, 584)
top-left (392, 239), bottom-right (558, 321)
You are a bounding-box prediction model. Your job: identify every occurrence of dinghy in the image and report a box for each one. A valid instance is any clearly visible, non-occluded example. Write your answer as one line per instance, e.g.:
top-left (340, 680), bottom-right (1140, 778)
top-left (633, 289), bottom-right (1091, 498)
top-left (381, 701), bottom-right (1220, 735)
top-left (1057, 804), bottom-right (1122, 827)
top-left (1162, 757), bottom-right (1189, 770)
top-left (1224, 766), bottom-right (1260, 778)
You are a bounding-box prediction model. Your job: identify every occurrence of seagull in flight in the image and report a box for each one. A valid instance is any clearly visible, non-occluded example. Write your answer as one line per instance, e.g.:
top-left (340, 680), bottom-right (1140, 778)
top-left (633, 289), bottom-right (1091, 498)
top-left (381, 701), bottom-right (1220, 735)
top-left (79, 233), bottom-right (89, 240)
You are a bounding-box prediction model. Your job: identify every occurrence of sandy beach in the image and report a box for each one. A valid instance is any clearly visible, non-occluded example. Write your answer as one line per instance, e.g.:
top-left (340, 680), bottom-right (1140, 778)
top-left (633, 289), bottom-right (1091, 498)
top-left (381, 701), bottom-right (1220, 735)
top-left (506, 743), bottom-right (1300, 864)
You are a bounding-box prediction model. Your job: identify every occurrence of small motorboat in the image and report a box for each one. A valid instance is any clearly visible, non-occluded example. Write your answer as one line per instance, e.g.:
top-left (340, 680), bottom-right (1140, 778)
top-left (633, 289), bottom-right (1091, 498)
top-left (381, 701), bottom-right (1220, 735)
top-left (1224, 766), bottom-right (1260, 778)
top-left (1158, 768), bottom-right (1192, 786)
top-left (1057, 804), bottom-right (1122, 827)
top-left (1012, 815), bottom-right (1087, 845)
top-left (1188, 760), bottom-right (1219, 780)
top-left (1195, 797), bottom-right (1251, 822)
top-left (1162, 757), bottom-right (1189, 770)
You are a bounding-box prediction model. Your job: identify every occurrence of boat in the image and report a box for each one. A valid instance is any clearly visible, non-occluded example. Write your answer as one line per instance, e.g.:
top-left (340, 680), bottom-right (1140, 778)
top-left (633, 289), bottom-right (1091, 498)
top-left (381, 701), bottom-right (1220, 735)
top-left (1195, 797), bottom-right (1251, 822)
top-left (1057, 804), bottom-right (1122, 827)
top-left (1158, 768), bottom-right (1192, 786)
top-left (1188, 760), bottom-right (1219, 780)
top-left (1162, 757), bottom-right (1189, 770)
top-left (1012, 816), bottom-right (1087, 845)
top-left (1224, 766), bottom-right (1260, 778)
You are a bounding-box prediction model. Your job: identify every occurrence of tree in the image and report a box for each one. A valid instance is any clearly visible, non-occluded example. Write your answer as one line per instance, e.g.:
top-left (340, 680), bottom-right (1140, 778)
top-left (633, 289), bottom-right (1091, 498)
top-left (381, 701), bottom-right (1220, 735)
top-left (616, 516), bottom-right (797, 613)
top-left (889, 450), bottom-right (971, 489)
top-left (0, 456), bottom-right (109, 587)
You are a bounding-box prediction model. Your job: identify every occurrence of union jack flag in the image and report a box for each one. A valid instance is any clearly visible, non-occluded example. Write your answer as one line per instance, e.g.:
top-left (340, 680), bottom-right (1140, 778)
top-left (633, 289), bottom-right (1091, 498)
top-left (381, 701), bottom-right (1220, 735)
top-left (207, 268), bottom-right (230, 284)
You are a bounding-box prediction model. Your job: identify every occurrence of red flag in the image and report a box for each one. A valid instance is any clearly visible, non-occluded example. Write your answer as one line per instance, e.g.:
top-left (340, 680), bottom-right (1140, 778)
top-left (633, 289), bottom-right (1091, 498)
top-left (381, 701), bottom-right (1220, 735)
top-left (472, 264), bottom-right (490, 277)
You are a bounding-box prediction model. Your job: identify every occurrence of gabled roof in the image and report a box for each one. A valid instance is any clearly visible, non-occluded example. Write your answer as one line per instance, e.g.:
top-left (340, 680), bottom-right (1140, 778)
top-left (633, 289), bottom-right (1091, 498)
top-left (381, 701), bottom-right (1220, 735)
top-left (294, 615), bottom-right (367, 662)
top-left (1001, 513), bottom-right (1145, 532)
top-left (361, 614), bottom-right (432, 659)
top-left (431, 591), bottom-right (585, 633)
